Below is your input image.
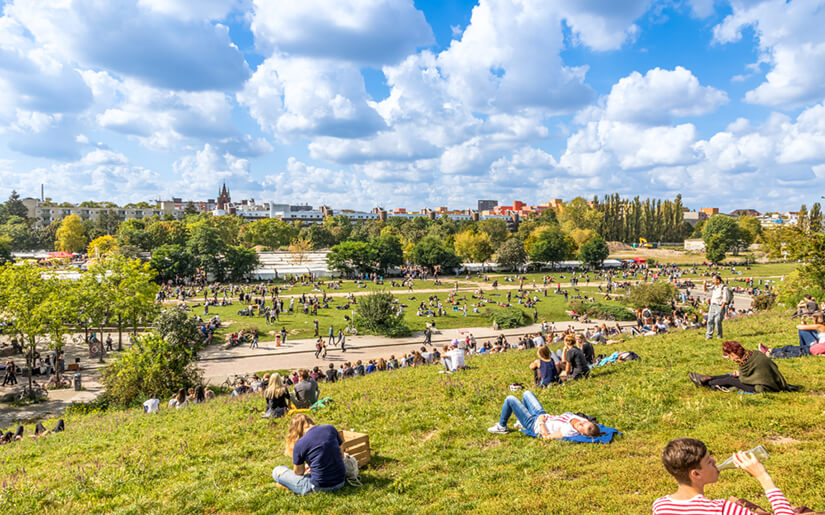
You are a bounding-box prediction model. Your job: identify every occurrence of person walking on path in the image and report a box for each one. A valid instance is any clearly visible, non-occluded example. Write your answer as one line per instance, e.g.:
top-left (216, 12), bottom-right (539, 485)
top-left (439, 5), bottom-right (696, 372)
top-left (3, 360), bottom-right (17, 386)
top-left (313, 319), bottom-right (319, 338)
top-left (704, 274), bottom-right (731, 340)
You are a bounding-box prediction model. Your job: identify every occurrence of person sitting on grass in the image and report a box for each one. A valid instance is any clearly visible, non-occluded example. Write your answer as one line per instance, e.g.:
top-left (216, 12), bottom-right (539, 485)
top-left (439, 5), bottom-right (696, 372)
top-left (560, 334), bottom-right (590, 381)
top-left (689, 341), bottom-right (800, 393)
top-left (530, 345), bottom-right (560, 387)
top-left (168, 388), bottom-right (189, 408)
top-left (652, 438), bottom-right (794, 515)
top-left (760, 313), bottom-right (825, 359)
top-left (325, 363), bottom-right (338, 383)
top-left (488, 390), bottom-right (600, 438)
top-left (292, 369), bottom-right (319, 409)
top-left (263, 373), bottom-right (290, 418)
top-left (272, 414), bottom-right (346, 495)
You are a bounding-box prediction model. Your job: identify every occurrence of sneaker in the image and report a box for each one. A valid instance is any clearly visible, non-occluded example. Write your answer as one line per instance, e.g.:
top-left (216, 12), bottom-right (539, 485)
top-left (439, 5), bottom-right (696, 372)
top-left (758, 343), bottom-right (769, 354)
top-left (513, 421), bottom-right (523, 430)
top-left (487, 423), bottom-right (509, 434)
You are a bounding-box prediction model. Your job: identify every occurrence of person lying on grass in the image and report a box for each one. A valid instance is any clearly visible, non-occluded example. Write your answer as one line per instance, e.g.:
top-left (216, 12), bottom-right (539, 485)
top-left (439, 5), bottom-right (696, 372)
top-left (759, 313), bottom-right (825, 359)
top-left (688, 340), bottom-right (800, 393)
top-left (487, 390), bottom-right (600, 438)
top-left (652, 437), bottom-right (794, 515)
top-left (273, 414), bottom-right (346, 495)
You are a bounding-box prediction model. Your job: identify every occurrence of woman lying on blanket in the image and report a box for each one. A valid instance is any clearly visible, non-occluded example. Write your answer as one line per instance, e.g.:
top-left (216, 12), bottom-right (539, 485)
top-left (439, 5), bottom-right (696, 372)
top-left (487, 390), bottom-right (600, 439)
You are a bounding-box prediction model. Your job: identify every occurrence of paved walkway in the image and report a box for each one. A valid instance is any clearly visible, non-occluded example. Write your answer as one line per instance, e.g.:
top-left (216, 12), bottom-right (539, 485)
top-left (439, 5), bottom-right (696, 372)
top-left (198, 319), bottom-right (637, 383)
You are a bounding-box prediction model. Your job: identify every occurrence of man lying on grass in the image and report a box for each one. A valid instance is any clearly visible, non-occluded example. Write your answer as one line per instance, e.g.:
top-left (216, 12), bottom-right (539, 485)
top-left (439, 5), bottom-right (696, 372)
top-left (487, 390), bottom-right (600, 439)
top-left (652, 438), bottom-right (794, 515)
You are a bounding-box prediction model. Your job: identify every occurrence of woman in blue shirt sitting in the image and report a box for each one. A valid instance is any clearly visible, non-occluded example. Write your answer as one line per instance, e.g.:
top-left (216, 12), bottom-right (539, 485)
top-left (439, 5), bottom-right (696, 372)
top-left (273, 414), bottom-right (346, 495)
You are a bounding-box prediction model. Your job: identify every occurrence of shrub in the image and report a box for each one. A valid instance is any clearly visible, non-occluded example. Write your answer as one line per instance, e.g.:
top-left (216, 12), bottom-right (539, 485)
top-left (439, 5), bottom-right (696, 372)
top-left (752, 293), bottom-right (777, 312)
top-left (486, 306), bottom-right (531, 328)
top-left (624, 282), bottom-right (678, 309)
top-left (569, 301), bottom-right (636, 321)
top-left (354, 291), bottom-right (412, 337)
top-left (101, 333), bottom-right (203, 406)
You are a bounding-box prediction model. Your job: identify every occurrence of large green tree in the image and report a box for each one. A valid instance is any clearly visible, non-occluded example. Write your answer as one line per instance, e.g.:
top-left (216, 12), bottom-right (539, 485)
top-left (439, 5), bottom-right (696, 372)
top-left (528, 226), bottom-right (574, 266)
top-left (0, 263), bottom-right (62, 393)
top-left (186, 223), bottom-right (227, 280)
top-left (411, 236), bottom-right (461, 273)
top-left (327, 241), bottom-right (377, 276)
top-left (578, 236), bottom-right (609, 267)
top-left (702, 215), bottom-right (743, 256)
top-left (495, 236), bottom-right (527, 271)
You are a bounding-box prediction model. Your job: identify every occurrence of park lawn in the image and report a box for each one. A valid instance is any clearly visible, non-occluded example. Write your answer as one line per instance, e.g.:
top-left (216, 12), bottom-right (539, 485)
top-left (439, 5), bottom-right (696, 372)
top-left (204, 289), bottom-right (573, 341)
top-left (676, 262), bottom-right (799, 280)
top-left (256, 278), bottom-right (461, 296)
top-left (2, 312), bottom-right (824, 514)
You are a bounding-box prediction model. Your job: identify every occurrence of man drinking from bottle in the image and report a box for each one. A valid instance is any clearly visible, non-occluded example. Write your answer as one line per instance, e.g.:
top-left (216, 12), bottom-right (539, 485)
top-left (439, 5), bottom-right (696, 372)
top-left (652, 438), bottom-right (794, 515)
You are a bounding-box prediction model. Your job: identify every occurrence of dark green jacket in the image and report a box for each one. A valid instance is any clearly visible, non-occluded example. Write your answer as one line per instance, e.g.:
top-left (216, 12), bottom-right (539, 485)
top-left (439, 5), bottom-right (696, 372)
top-left (740, 351), bottom-right (800, 393)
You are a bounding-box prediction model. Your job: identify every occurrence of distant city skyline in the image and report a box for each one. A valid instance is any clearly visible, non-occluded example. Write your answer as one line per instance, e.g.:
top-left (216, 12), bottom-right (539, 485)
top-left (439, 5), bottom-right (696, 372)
top-left (1, 1), bottom-right (825, 212)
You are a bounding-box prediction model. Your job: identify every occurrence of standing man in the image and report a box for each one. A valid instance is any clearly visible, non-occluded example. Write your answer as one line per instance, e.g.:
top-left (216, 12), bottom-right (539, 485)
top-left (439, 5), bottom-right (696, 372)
top-left (313, 319), bottom-right (319, 338)
top-left (328, 325), bottom-right (334, 346)
top-left (704, 274), bottom-right (731, 340)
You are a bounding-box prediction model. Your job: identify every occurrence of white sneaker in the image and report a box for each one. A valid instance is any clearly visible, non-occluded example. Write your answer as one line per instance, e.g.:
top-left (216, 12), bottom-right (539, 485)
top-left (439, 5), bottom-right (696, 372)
top-left (487, 423), bottom-right (509, 434)
top-left (513, 421), bottom-right (523, 430)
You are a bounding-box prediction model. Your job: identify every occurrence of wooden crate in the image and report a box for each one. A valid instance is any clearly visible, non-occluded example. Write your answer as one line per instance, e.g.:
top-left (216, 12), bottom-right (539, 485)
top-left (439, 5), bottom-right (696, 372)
top-left (339, 430), bottom-right (370, 468)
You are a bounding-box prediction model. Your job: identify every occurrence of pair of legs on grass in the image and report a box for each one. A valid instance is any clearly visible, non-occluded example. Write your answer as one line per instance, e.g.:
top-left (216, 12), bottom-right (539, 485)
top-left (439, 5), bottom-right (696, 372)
top-left (271, 467), bottom-right (345, 495)
top-left (488, 391), bottom-right (546, 433)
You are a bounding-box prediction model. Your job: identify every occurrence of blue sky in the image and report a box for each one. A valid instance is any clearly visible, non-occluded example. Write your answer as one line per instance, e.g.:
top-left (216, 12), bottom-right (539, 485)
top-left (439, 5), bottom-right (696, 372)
top-left (1, 0), bottom-right (824, 212)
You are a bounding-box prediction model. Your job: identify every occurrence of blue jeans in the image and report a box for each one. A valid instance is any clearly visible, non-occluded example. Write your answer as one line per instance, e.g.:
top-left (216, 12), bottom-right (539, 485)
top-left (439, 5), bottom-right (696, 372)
top-left (706, 304), bottom-right (724, 339)
top-left (499, 391), bottom-right (546, 429)
top-left (798, 330), bottom-right (818, 347)
top-left (272, 466), bottom-right (345, 495)
top-left (770, 345), bottom-right (810, 359)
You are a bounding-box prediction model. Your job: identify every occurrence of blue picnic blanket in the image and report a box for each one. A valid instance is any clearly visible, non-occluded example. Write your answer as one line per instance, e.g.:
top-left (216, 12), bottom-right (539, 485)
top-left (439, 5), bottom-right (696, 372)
top-left (520, 424), bottom-right (621, 444)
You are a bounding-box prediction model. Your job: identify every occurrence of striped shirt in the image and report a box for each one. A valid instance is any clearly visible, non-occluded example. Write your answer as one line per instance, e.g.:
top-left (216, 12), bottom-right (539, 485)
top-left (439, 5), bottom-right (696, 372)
top-left (652, 488), bottom-right (793, 515)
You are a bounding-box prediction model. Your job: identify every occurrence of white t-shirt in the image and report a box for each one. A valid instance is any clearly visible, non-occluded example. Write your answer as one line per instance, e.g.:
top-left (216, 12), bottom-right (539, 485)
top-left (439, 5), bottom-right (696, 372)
top-left (446, 348), bottom-right (465, 370)
top-left (533, 335), bottom-right (545, 347)
top-left (143, 398), bottom-right (159, 413)
top-left (533, 413), bottom-right (586, 438)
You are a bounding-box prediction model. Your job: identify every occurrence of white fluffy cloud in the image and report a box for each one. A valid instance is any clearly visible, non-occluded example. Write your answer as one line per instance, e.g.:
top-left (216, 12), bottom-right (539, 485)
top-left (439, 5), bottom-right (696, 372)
top-left (5, 0), bottom-right (249, 92)
top-left (172, 144), bottom-right (263, 200)
top-left (238, 55), bottom-right (385, 140)
top-left (2, 150), bottom-right (163, 203)
top-left (603, 67), bottom-right (728, 125)
top-left (250, 0), bottom-right (433, 65)
top-left (714, 0), bottom-right (825, 106)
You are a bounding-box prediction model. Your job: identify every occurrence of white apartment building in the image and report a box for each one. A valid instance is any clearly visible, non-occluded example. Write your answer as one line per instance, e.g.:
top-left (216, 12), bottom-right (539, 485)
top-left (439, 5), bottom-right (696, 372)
top-left (22, 198), bottom-right (175, 227)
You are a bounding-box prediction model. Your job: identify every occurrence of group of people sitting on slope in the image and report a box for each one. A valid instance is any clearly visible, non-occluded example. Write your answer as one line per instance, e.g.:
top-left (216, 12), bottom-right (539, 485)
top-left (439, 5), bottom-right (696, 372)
top-left (262, 370), bottom-right (321, 418)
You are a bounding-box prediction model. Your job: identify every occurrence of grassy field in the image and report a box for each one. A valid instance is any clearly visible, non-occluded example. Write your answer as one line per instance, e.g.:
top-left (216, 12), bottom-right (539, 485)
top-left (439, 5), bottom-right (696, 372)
top-left (2, 312), bottom-right (824, 514)
top-left (205, 289), bottom-right (574, 341)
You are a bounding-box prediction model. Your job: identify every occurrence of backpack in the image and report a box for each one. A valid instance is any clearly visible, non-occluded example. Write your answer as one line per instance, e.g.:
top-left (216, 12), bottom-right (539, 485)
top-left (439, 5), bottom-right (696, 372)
top-left (343, 453), bottom-right (362, 487)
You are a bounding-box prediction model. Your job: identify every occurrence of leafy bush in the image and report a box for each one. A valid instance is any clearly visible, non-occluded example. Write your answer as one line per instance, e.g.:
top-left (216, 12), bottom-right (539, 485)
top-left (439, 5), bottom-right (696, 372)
top-left (486, 306), bottom-right (531, 328)
top-left (624, 281), bottom-right (678, 309)
top-left (354, 291), bottom-right (411, 337)
top-left (777, 269), bottom-right (825, 307)
top-left (752, 294), bottom-right (776, 312)
top-left (101, 333), bottom-right (203, 406)
top-left (569, 301), bottom-right (635, 321)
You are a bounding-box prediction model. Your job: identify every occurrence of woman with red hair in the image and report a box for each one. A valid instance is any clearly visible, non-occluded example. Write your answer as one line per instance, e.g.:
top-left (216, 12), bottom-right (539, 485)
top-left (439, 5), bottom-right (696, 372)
top-left (688, 341), bottom-right (799, 393)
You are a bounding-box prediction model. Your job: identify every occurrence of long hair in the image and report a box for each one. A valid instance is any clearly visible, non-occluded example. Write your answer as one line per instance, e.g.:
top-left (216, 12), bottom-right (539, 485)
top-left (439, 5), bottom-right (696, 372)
top-left (284, 414), bottom-right (316, 456)
top-left (175, 388), bottom-right (186, 404)
top-left (265, 373), bottom-right (288, 400)
top-left (194, 385), bottom-right (205, 403)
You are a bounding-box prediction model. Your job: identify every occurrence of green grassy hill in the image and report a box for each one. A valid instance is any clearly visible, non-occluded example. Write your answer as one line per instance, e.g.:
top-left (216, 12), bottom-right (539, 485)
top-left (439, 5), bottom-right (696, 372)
top-left (2, 313), bottom-right (824, 514)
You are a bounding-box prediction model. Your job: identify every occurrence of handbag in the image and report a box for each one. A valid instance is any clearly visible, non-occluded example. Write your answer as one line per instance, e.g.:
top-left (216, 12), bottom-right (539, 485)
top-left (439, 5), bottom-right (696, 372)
top-left (343, 452), bottom-right (362, 487)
